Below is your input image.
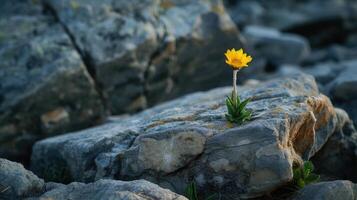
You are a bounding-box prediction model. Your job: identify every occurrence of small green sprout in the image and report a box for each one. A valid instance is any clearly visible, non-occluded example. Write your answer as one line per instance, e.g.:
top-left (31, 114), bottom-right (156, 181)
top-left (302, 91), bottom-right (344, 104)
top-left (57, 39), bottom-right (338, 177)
top-left (225, 93), bottom-right (252, 124)
top-left (293, 161), bottom-right (320, 188)
top-left (185, 182), bottom-right (198, 200)
top-left (184, 181), bottom-right (217, 200)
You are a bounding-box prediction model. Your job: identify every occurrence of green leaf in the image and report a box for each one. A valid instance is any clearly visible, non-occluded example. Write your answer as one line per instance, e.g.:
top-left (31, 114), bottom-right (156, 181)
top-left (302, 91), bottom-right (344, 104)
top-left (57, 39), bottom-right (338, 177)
top-left (303, 161), bottom-right (314, 177)
top-left (239, 98), bottom-right (250, 111)
top-left (297, 179), bottom-right (305, 188)
top-left (225, 94), bottom-right (252, 125)
top-left (185, 182), bottom-right (198, 200)
top-left (293, 161), bottom-right (320, 189)
top-left (293, 168), bottom-right (301, 181)
top-left (236, 95), bottom-right (241, 105)
top-left (304, 161), bottom-right (314, 172)
top-left (226, 99), bottom-right (234, 115)
top-left (305, 174), bottom-right (320, 184)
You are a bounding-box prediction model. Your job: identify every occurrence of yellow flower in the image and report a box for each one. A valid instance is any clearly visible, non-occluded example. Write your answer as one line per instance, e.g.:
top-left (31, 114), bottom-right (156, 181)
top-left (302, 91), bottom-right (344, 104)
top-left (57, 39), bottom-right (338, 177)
top-left (224, 48), bottom-right (252, 69)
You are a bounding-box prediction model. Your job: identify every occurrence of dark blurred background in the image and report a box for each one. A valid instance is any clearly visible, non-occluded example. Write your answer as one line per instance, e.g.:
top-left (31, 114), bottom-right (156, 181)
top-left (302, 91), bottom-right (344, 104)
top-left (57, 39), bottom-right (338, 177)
top-left (1, 0), bottom-right (357, 165)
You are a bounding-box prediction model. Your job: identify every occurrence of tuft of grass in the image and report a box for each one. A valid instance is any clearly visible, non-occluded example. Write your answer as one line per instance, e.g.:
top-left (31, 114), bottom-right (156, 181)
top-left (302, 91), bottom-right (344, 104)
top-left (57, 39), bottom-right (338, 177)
top-left (185, 182), bottom-right (198, 200)
top-left (293, 161), bottom-right (320, 188)
top-left (225, 93), bottom-right (252, 125)
top-left (184, 182), bottom-right (217, 200)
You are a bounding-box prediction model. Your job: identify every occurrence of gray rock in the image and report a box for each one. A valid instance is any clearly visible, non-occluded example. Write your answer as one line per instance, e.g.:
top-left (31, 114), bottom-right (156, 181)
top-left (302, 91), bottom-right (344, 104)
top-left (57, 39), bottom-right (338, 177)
top-left (293, 180), bottom-right (357, 200)
top-left (0, 158), bottom-right (44, 199)
top-left (302, 60), bottom-right (357, 126)
top-left (146, 0), bottom-right (247, 105)
top-left (312, 109), bottom-right (357, 181)
top-left (0, 0), bottom-right (104, 162)
top-left (225, 0), bottom-right (357, 46)
top-left (32, 74), bottom-right (343, 198)
top-left (303, 45), bottom-right (357, 66)
top-left (0, 158), bottom-right (185, 200)
top-left (27, 179), bottom-right (187, 200)
top-left (327, 60), bottom-right (357, 126)
top-left (304, 62), bottom-right (342, 85)
top-left (43, 0), bottom-right (246, 113)
top-left (329, 62), bottom-right (357, 101)
top-left (243, 26), bottom-right (310, 66)
top-left (44, 0), bottom-right (160, 113)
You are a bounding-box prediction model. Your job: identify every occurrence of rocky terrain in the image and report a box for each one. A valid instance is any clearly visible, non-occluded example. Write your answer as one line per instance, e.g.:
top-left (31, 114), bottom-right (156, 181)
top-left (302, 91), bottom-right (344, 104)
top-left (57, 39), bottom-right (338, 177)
top-left (1, 0), bottom-right (357, 199)
top-left (29, 73), bottom-right (357, 199)
top-left (2, 74), bottom-right (357, 199)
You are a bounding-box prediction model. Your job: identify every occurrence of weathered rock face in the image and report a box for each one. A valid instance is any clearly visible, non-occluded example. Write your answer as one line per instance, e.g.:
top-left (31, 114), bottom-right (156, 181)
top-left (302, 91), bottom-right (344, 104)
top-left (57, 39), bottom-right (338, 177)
top-left (293, 181), bottom-right (357, 200)
top-left (0, 158), bottom-right (185, 200)
top-left (28, 179), bottom-right (187, 200)
top-left (0, 158), bottom-right (44, 200)
top-left (303, 60), bottom-right (357, 126)
top-left (32, 74), bottom-right (343, 198)
top-left (312, 108), bottom-right (357, 181)
top-left (43, 0), bottom-right (245, 113)
top-left (0, 0), bottom-right (105, 162)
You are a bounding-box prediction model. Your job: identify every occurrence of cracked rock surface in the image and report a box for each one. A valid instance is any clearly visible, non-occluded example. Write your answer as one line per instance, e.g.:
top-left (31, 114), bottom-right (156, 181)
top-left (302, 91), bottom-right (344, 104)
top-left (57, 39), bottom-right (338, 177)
top-left (31, 74), bottom-right (345, 198)
top-left (0, 0), bottom-right (105, 162)
top-left (0, 0), bottom-right (247, 164)
top-left (43, 0), bottom-right (245, 113)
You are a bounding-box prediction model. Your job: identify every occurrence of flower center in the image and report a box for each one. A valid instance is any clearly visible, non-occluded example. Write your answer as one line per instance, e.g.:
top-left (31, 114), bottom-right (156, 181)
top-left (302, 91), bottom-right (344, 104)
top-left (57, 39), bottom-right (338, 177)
top-left (232, 58), bottom-right (242, 66)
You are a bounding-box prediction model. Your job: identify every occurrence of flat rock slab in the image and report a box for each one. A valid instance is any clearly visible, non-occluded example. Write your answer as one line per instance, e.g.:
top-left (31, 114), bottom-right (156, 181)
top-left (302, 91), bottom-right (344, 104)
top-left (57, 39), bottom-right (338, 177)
top-left (32, 74), bottom-right (341, 198)
top-left (0, 158), bottom-right (185, 200)
top-left (0, 158), bottom-right (44, 199)
top-left (293, 181), bottom-right (357, 200)
top-left (27, 179), bottom-right (187, 200)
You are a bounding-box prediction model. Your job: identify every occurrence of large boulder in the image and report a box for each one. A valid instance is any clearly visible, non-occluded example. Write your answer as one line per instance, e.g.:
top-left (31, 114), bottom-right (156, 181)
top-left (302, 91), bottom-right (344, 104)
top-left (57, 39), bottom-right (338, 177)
top-left (43, 0), bottom-right (246, 113)
top-left (293, 180), bottom-right (357, 200)
top-left (28, 179), bottom-right (187, 200)
top-left (312, 108), bottom-right (357, 181)
top-left (304, 45), bottom-right (357, 66)
top-left (32, 74), bottom-right (343, 198)
top-left (303, 60), bottom-right (357, 126)
top-left (0, 158), bottom-right (44, 200)
top-left (0, 0), bottom-right (104, 162)
top-left (243, 26), bottom-right (310, 67)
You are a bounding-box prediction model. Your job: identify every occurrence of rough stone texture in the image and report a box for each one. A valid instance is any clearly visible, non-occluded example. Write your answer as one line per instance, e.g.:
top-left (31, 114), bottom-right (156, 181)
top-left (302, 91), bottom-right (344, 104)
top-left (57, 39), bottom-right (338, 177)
top-left (0, 158), bottom-right (44, 200)
top-left (303, 60), bottom-right (357, 126)
top-left (43, 0), bottom-right (246, 113)
top-left (243, 26), bottom-right (310, 66)
top-left (32, 74), bottom-right (344, 198)
top-left (0, 0), bottom-right (105, 162)
top-left (0, 158), bottom-right (185, 200)
top-left (293, 180), bottom-right (357, 200)
top-left (312, 108), bottom-right (357, 181)
top-left (27, 179), bottom-right (187, 200)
